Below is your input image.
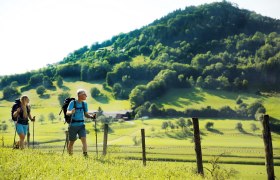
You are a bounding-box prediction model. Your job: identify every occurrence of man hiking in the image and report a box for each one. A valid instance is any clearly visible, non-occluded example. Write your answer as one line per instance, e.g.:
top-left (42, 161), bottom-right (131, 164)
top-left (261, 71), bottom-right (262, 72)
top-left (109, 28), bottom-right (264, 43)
top-left (66, 89), bottom-right (94, 157)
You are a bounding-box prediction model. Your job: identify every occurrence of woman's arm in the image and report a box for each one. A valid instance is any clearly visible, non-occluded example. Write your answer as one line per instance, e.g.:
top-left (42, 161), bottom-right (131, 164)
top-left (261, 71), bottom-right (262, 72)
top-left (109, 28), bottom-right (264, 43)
top-left (13, 108), bottom-right (20, 118)
top-left (28, 112), bottom-right (35, 121)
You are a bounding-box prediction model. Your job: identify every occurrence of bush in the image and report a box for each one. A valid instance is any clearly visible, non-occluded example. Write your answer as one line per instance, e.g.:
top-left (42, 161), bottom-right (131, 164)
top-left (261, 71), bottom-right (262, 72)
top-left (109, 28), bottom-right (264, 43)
top-left (58, 92), bottom-right (70, 106)
top-left (90, 87), bottom-right (100, 97)
top-left (2, 86), bottom-right (20, 100)
top-left (205, 122), bottom-right (214, 130)
top-left (56, 76), bottom-right (63, 87)
top-left (36, 86), bottom-right (46, 96)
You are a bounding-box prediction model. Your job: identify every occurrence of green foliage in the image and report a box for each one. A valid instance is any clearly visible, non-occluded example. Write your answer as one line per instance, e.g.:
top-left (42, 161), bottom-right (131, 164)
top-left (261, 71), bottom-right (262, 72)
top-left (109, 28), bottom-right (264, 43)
top-left (10, 81), bottom-right (18, 88)
top-left (176, 117), bottom-right (186, 131)
top-left (205, 122), bottom-right (214, 130)
top-left (235, 122), bottom-right (243, 132)
top-left (28, 73), bottom-right (44, 87)
top-left (56, 76), bottom-right (63, 87)
top-left (57, 92), bottom-right (70, 106)
top-left (0, 148), bottom-right (202, 179)
top-left (2, 86), bottom-right (20, 100)
top-left (205, 154), bottom-right (238, 180)
top-left (1, 1), bottom-right (280, 111)
top-left (90, 87), bottom-right (101, 97)
top-left (48, 112), bottom-right (56, 123)
top-left (247, 100), bottom-right (266, 118)
top-left (161, 121), bottom-right (168, 131)
top-left (36, 85), bottom-right (46, 96)
top-left (38, 114), bottom-right (45, 125)
top-left (43, 76), bottom-right (53, 88)
top-left (236, 96), bottom-right (243, 104)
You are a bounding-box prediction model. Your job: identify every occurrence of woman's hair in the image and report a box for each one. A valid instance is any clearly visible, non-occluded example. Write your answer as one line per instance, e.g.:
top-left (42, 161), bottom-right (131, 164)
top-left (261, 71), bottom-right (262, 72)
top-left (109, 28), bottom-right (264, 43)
top-left (20, 95), bottom-right (29, 119)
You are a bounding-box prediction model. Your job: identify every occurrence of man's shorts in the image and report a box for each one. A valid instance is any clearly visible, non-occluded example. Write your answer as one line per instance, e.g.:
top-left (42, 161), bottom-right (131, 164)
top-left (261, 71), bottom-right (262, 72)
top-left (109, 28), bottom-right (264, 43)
top-left (68, 125), bottom-right (86, 141)
top-left (16, 123), bottom-right (28, 135)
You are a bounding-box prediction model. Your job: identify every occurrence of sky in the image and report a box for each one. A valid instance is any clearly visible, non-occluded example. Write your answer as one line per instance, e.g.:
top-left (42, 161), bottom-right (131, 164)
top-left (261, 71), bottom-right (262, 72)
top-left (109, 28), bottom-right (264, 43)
top-left (0, 0), bottom-right (279, 76)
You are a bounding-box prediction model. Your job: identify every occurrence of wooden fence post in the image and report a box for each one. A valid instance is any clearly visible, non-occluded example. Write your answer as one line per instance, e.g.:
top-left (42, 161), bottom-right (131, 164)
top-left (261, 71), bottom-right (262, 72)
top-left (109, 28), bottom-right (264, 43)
top-left (2, 136), bottom-right (4, 147)
top-left (103, 124), bottom-right (109, 156)
top-left (192, 117), bottom-right (204, 176)
top-left (261, 114), bottom-right (275, 180)
top-left (141, 129), bottom-right (146, 166)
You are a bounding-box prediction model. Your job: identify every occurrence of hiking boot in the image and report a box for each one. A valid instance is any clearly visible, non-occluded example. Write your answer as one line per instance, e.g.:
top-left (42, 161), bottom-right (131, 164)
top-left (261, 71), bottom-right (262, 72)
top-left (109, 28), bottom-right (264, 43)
top-left (83, 152), bottom-right (88, 158)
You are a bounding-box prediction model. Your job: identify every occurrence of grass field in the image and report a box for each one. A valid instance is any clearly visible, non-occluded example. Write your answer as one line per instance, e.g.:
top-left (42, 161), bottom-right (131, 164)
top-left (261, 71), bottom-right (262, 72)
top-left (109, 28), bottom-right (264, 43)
top-left (1, 80), bottom-right (280, 179)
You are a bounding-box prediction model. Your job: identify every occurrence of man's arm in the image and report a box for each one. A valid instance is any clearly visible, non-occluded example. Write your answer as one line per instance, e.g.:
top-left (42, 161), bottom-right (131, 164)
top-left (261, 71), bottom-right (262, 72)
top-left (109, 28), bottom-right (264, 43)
top-left (66, 101), bottom-right (75, 115)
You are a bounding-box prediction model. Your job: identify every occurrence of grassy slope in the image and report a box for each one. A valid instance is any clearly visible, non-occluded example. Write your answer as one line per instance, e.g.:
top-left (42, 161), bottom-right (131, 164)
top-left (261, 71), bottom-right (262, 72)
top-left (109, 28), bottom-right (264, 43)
top-left (1, 81), bottom-right (280, 179)
top-left (153, 87), bottom-right (280, 118)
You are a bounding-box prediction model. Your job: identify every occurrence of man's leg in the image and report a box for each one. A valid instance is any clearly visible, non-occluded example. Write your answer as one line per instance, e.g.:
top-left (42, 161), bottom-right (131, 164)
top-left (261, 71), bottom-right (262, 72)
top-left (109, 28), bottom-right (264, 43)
top-left (80, 137), bottom-right (87, 153)
top-left (68, 141), bottom-right (75, 155)
top-left (79, 125), bottom-right (87, 157)
top-left (67, 126), bottom-right (77, 155)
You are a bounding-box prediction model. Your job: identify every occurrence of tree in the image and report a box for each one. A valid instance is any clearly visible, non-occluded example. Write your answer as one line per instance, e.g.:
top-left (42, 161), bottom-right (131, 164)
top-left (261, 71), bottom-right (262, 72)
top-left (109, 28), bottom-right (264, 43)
top-left (43, 76), bottom-right (53, 88)
top-left (1, 123), bottom-right (8, 132)
top-left (235, 122), bottom-right (243, 132)
top-left (250, 123), bottom-right (259, 132)
top-left (196, 76), bottom-right (204, 87)
top-left (205, 122), bottom-right (214, 130)
top-left (38, 115), bottom-right (45, 125)
top-left (48, 112), bottom-right (56, 123)
top-left (97, 106), bottom-right (104, 116)
top-left (176, 117), bottom-right (186, 131)
top-left (90, 87), bottom-right (100, 97)
top-left (247, 101), bottom-right (266, 118)
top-left (236, 96), bottom-right (243, 104)
top-left (161, 121), bottom-right (169, 131)
top-left (2, 86), bottom-right (20, 100)
top-left (58, 92), bottom-right (70, 106)
top-left (56, 76), bottom-right (63, 87)
top-left (148, 103), bottom-right (161, 117)
top-left (112, 83), bottom-right (122, 98)
top-left (10, 81), bottom-right (18, 88)
top-left (168, 121), bottom-right (175, 131)
top-left (36, 85), bottom-right (46, 96)
top-left (28, 73), bottom-right (44, 86)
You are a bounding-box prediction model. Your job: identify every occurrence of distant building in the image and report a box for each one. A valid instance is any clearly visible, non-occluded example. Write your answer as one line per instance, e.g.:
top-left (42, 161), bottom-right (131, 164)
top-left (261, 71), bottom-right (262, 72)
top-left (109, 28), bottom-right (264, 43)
top-left (89, 110), bottom-right (133, 121)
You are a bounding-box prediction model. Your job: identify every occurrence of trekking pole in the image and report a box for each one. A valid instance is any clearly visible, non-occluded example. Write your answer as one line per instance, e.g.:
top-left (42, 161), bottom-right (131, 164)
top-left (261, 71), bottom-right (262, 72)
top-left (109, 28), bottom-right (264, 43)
top-left (94, 117), bottom-right (98, 156)
top-left (62, 115), bottom-right (72, 155)
top-left (13, 124), bottom-right (17, 149)
top-left (13, 118), bottom-right (18, 149)
top-left (62, 131), bottom-right (68, 155)
top-left (32, 121), bottom-right (35, 148)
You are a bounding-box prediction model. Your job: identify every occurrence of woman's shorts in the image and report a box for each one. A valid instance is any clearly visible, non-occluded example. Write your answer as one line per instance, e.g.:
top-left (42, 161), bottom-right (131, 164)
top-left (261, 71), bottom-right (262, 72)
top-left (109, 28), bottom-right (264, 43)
top-left (16, 123), bottom-right (28, 135)
top-left (68, 125), bottom-right (86, 141)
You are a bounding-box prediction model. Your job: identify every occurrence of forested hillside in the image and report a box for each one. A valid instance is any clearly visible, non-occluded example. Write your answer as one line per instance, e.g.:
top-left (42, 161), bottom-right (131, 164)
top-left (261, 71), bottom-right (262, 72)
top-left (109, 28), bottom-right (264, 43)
top-left (1, 1), bottom-right (280, 114)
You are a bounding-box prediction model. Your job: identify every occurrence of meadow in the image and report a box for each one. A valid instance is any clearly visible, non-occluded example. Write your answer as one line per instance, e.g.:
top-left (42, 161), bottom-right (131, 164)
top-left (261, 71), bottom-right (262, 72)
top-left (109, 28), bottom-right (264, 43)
top-left (1, 81), bottom-right (280, 179)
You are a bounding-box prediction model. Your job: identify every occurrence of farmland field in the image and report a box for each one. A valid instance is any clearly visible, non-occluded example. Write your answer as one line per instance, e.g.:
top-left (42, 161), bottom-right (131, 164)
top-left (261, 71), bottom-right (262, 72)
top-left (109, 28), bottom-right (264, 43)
top-left (1, 82), bottom-right (280, 179)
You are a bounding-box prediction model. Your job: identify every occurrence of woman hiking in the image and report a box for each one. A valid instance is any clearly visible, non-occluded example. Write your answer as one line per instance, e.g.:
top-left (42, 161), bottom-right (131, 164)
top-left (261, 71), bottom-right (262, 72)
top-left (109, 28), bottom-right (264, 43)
top-left (13, 95), bottom-right (36, 149)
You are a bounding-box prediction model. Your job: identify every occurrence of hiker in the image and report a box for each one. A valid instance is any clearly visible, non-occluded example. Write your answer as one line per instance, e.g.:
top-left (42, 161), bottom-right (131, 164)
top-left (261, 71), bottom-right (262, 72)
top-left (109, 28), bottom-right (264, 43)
top-left (13, 95), bottom-right (35, 149)
top-left (66, 89), bottom-right (95, 157)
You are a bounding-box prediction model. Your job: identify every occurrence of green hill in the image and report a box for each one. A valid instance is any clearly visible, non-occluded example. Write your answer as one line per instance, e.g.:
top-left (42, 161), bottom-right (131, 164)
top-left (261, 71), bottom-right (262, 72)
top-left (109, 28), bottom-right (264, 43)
top-left (1, 1), bottom-right (280, 119)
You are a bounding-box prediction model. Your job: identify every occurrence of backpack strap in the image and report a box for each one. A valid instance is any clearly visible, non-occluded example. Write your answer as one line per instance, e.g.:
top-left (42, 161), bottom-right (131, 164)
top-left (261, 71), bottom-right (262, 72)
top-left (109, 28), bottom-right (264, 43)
top-left (73, 100), bottom-right (77, 118)
top-left (71, 100), bottom-right (86, 118)
top-left (82, 102), bottom-right (86, 114)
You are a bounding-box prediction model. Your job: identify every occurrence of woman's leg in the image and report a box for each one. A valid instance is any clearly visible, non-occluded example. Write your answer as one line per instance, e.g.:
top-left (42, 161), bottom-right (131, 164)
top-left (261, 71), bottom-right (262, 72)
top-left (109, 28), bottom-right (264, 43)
top-left (18, 133), bottom-right (25, 149)
top-left (16, 124), bottom-right (26, 149)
